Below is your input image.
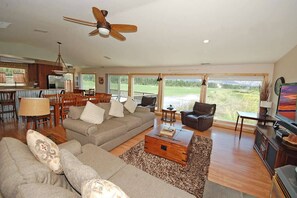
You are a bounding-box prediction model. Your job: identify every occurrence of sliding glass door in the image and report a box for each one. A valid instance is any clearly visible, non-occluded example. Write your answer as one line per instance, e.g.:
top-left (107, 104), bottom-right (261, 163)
top-left (108, 75), bottom-right (128, 101)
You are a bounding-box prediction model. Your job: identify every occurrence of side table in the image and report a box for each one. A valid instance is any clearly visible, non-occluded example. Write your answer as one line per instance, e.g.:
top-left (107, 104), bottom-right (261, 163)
top-left (161, 108), bottom-right (176, 122)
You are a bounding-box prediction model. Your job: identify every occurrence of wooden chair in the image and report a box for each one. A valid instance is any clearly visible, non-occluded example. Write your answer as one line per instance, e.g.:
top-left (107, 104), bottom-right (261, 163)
top-left (100, 93), bottom-right (112, 103)
top-left (61, 95), bottom-right (77, 120)
top-left (0, 91), bottom-right (18, 121)
top-left (76, 96), bottom-right (89, 106)
top-left (87, 95), bottom-right (100, 104)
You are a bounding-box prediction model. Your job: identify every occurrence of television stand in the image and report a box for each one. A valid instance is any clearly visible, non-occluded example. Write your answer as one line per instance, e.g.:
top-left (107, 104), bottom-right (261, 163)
top-left (254, 124), bottom-right (297, 177)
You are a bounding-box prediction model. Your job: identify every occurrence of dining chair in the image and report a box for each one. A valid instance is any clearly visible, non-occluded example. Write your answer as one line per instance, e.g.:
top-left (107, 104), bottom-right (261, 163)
top-left (76, 96), bottom-right (89, 106)
top-left (100, 93), bottom-right (112, 103)
top-left (0, 91), bottom-right (18, 121)
top-left (61, 95), bottom-right (78, 120)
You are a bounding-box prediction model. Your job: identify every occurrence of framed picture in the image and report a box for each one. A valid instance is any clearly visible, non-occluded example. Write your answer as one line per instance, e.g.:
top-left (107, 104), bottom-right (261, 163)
top-left (98, 77), bottom-right (104, 85)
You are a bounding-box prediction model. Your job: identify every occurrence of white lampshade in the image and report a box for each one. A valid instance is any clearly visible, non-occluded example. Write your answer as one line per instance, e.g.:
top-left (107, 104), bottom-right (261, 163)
top-left (260, 101), bottom-right (272, 108)
top-left (99, 28), bottom-right (110, 36)
top-left (19, 98), bottom-right (50, 116)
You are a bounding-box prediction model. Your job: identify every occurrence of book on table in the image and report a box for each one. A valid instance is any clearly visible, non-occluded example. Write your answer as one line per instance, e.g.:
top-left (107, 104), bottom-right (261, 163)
top-left (160, 125), bottom-right (176, 138)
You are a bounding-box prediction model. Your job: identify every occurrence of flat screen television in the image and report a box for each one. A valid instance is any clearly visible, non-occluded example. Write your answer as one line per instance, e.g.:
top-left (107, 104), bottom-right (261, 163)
top-left (275, 83), bottom-right (297, 131)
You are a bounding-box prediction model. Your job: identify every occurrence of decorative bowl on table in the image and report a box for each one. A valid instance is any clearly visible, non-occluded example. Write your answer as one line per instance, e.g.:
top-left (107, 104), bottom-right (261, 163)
top-left (167, 105), bottom-right (174, 110)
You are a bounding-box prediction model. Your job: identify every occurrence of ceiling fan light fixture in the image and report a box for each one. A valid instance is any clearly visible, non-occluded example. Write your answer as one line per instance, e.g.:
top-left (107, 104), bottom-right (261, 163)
top-left (99, 27), bottom-right (110, 36)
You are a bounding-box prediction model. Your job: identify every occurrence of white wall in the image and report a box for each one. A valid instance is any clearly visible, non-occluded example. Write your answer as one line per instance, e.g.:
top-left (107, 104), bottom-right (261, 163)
top-left (271, 45), bottom-right (297, 115)
top-left (80, 63), bottom-right (274, 93)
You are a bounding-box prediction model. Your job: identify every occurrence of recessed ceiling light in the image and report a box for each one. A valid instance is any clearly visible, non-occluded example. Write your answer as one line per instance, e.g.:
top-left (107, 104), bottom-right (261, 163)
top-left (104, 56), bottom-right (111, 60)
top-left (0, 21), bottom-right (11, 29)
top-left (201, 63), bottom-right (211, 65)
top-left (203, 40), bottom-right (210, 44)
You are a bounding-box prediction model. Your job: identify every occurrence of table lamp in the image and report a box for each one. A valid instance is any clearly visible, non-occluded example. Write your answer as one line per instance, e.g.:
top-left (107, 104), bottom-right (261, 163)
top-left (260, 101), bottom-right (272, 116)
top-left (19, 98), bottom-right (50, 129)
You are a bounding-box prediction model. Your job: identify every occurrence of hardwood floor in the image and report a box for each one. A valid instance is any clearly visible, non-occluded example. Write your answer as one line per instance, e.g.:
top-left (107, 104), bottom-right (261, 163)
top-left (0, 117), bottom-right (271, 198)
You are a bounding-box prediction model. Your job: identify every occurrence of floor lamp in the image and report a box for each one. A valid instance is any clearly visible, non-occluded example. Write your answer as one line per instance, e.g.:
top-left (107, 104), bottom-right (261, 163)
top-left (18, 98), bottom-right (50, 129)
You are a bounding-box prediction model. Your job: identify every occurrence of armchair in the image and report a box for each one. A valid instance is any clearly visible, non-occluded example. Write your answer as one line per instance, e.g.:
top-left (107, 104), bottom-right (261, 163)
top-left (180, 102), bottom-right (216, 131)
top-left (137, 96), bottom-right (157, 112)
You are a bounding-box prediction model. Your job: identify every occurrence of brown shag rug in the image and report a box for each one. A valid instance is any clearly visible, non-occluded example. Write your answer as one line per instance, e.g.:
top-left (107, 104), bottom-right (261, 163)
top-left (119, 135), bottom-right (212, 198)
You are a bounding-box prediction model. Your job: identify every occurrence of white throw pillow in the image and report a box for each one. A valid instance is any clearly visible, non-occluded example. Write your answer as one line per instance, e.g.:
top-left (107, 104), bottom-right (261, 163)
top-left (124, 97), bottom-right (137, 113)
top-left (60, 149), bottom-right (99, 194)
top-left (80, 101), bottom-right (105, 124)
top-left (26, 129), bottom-right (63, 174)
top-left (82, 179), bottom-right (129, 198)
top-left (109, 100), bottom-right (124, 117)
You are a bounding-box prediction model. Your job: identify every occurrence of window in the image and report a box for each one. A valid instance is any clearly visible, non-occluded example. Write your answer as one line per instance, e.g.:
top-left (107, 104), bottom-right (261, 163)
top-left (133, 75), bottom-right (159, 109)
top-left (0, 67), bottom-right (26, 86)
top-left (81, 74), bottom-right (95, 90)
top-left (163, 76), bottom-right (202, 111)
top-left (206, 76), bottom-right (262, 123)
top-left (108, 75), bottom-right (128, 101)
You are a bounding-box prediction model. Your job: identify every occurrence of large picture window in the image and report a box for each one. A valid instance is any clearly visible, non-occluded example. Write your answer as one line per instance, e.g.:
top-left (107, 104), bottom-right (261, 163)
top-left (206, 76), bottom-right (262, 123)
top-left (81, 74), bottom-right (95, 90)
top-left (163, 76), bottom-right (202, 111)
top-left (108, 75), bottom-right (128, 101)
top-left (133, 75), bottom-right (158, 110)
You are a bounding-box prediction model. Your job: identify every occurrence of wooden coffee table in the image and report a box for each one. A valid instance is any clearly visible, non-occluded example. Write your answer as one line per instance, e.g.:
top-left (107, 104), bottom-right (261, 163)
top-left (144, 124), bottom-right (194, 165)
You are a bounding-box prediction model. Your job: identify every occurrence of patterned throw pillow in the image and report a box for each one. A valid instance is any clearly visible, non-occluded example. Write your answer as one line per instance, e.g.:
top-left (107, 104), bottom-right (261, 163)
top-left (26, 129), bottom-right (63, 174)
top-left (80, 101), bottom-right (105, 124)
top-left (109, 100), bottom-right (124, 117)
top-left (60, 149), bottom-right (99, 194)
top-left (124, 97), bottom-right (137, 113)
top-left (82, 179), bottom-right (129, 198)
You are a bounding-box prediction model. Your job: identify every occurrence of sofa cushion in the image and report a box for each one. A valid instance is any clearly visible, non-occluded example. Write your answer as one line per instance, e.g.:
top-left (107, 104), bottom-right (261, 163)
top-left (88, 119), bottom-right (127, 146)
top-left (97, 103), bottom-right (113, 120)
top-left (16, 183), bottom-right (76, 198)
top-left (60, 149), bottom-right (99, 194)
top-left (80, 101), bottom-right (105, 124)
top-left (26, 130), bottom-right (63, 174)
top-left (77, 144), bottom-right (126, 180)
top-left (124, 97), bottom-right (137, 113)
top-left (0, 137), bottom-right (70, 198)
top-left (109, 165), bottom-right (195, 198)
top-left (131, 111), bottom-right (155, 123)
top-left (109, 100), bottom-right (124, 117)
top-left (82, 179), bottom-right (129, 198)
top-left (63, 119), bottom-right (98, 136)
top-left (113, 115), bottom-right (142, 131)
top-left (68, 106), bottom-right (85, 120)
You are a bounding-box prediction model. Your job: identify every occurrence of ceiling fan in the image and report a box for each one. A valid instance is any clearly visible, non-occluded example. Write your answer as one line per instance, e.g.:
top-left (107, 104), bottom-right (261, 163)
top-left (63, 7), bottom-right (137, 41)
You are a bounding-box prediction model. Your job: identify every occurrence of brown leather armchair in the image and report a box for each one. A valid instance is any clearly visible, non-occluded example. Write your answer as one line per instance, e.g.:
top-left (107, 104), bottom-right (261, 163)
top-left (137, 96), bottom-right (157, 112)
top-left (180, 102), bottom-right (216, 131)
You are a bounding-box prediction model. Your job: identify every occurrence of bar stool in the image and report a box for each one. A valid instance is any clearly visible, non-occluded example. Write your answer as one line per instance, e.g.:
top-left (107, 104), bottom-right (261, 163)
top-left (0, 91), bottom-right (18, 121)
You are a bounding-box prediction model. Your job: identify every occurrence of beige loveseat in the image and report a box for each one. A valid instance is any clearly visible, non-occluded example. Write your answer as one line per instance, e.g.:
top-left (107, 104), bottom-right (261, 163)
top-left (63, 103), bottom-right (155, 151)
top-left (0, 137), bottom-right (194, 198)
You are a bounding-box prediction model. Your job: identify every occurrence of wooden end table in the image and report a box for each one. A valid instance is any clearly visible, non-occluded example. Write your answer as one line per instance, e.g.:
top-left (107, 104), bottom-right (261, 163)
top-left (144, 124), bottom-right (194, 165)
top-left (161, 108), bottom-right (176, 122)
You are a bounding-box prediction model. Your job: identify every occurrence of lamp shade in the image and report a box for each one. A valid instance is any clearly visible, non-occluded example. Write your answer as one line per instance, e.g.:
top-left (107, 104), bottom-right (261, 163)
top-left (260, 101), bottom-right (272, 108)
top-left (19, 98), bottom-right (50, 116)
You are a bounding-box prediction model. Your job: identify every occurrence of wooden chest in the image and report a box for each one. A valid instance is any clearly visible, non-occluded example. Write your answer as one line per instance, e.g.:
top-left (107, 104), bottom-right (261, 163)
top-left (144, 125), bottom-right (194, 166)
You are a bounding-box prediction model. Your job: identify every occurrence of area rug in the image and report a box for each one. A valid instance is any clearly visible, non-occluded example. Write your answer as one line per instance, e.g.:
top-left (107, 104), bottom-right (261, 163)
top-left (119, 135), bottom-right (212, 198)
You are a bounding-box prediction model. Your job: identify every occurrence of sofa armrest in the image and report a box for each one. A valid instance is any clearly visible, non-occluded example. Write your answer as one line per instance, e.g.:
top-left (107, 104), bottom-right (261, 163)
top-left (63, 118), bottom-right (98, 136)
top-left (180, 110), bottom-right (194, 124)
top-left (58, 139), bottom-right (82, 156)
top-left (135, 106), bottom-right (150, 112)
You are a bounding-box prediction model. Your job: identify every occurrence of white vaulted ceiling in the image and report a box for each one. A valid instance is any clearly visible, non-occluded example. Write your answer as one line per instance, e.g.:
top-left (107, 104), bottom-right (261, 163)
top-left (0, 0), bottom-right (297, 68)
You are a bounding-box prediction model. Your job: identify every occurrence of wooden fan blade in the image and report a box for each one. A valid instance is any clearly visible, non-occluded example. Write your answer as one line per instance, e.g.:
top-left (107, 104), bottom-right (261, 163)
top-left (110, 29), bottom-right (126, 41)
top-left (89, 29), bottom-right (99, 36)
top-left (92, 7), bottom-right (106, 24)
top-left (111, 24), bottom-right (137, 32)
top-left (63, 16), bottom-right (97, 27)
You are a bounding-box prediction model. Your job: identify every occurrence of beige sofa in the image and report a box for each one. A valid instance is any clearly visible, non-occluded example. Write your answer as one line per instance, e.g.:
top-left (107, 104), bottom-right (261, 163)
top-left (63, 103), bottom-right (155, 151)
top-left (0, 137), bottom-right (194, 198)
